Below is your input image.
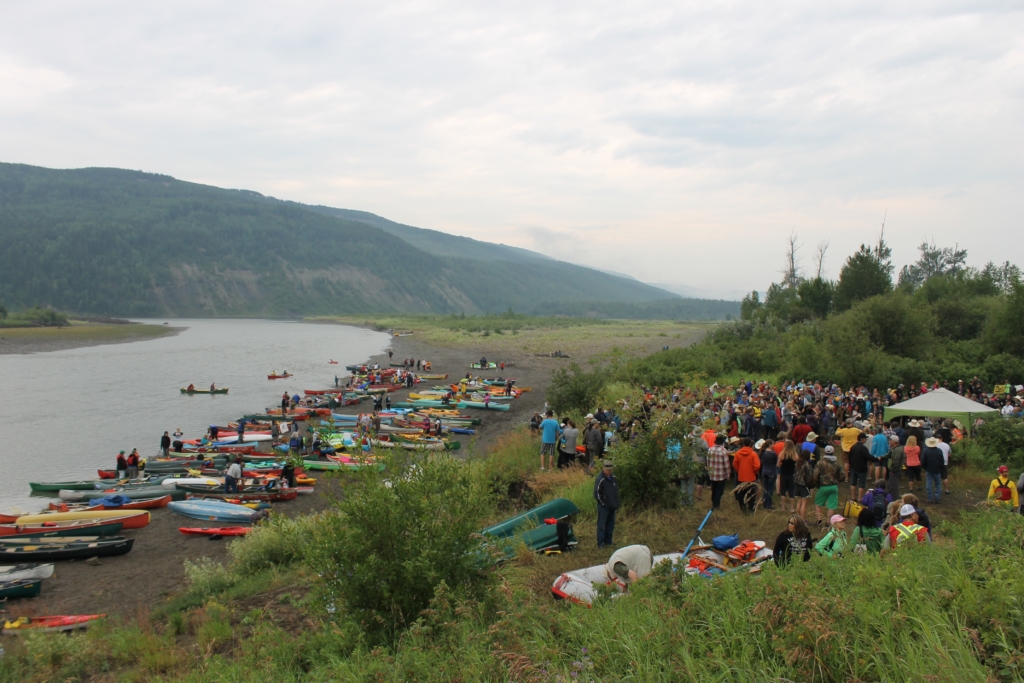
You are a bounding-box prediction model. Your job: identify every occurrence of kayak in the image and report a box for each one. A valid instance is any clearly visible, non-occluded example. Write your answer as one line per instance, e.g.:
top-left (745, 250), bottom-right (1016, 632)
top-left (168, 500), bottom-right (259, 523)
top-left (161, 477), bottom-right (220, 488)
top-left (0, 520), bottom-right (124, 538)
top-left (178, 486), bottom-right (298, 502)
top-left (0, 579), bottom-right (42, 599)
top-left (3, 614), bottom-right (105, 634)
top-left (179, 527), bottom-right (251, 536)
top-left (0, 537), bottom-right (135, 562)
top-left (418, 374), bottom-right (449, 380)
top-left (180, 387), bottom-right (229, 394)
top-left (0, 564), bottom-right (55, 582)
top-left (12, 511), bottom-right (151, 529)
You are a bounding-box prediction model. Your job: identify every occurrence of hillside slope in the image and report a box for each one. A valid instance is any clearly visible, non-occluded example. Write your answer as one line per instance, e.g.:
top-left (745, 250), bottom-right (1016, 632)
top-left (0, 163), bottom-right (734, 318)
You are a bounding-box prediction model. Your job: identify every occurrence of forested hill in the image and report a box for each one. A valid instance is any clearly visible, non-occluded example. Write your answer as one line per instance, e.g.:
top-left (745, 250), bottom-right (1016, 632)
top-left (0, 163), bottom-right (737, 318)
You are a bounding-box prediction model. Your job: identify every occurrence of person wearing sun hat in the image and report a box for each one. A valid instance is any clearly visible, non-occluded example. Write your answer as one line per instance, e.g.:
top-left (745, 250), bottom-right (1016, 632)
top-left (815, 514), bottom-right (848, 557)
top-left (987, 465), bottom-right (1019, 509)
top-left (920, 437), bottom-right (946, 504)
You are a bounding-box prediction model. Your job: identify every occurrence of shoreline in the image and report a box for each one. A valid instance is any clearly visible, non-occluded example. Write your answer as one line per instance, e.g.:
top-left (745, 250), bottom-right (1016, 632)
top-left (19, 327), bottom-right (556, 620)
top-left (0, 322), bottom-right (183, 355)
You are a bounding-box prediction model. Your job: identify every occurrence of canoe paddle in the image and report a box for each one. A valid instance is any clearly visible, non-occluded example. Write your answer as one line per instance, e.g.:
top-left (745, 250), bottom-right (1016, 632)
top-left (682, 509), bottom-right (713, 557)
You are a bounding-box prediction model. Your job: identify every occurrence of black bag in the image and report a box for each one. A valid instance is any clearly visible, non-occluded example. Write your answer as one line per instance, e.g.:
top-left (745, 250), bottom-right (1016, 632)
top-left (556, 520), bottom-right (572, 551)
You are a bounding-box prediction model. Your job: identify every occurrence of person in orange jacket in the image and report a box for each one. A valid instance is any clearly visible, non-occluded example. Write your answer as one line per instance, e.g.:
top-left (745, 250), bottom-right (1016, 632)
top-left (732, 438), bottom-right (761, 512)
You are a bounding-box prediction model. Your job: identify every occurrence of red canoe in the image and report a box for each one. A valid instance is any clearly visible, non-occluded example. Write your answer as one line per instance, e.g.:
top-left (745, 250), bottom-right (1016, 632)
top-left (268, 373), bottom-right (292, 379)
top-left (2, 614), bottom-right (106, 634)
top-left (179, 527), bottom-right (251, 536)
top-left (48, 495), bottom-right (172, 511)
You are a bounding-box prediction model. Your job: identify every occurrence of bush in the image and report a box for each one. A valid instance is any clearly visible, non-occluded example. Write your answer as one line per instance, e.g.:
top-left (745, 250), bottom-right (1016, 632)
top-left (975, 418), bottom-right (1024, 470)
top-left (610, 415), bottom-right (699, 509)
top-left (228, 512), bottom-right (321, 573)
top-left (304, 453), bottom-right (495, 644)
top-left (547, 362), bottom-right (608, 414)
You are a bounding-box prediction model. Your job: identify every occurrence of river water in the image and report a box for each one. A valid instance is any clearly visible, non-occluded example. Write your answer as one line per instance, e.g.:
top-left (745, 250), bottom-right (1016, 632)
top-left (0, 319), bottom-right (390, 510)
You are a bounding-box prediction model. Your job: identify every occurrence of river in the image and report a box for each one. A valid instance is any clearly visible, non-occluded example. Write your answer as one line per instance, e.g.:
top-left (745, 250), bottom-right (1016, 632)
top-left (0, 319), bottom-right (391, 510)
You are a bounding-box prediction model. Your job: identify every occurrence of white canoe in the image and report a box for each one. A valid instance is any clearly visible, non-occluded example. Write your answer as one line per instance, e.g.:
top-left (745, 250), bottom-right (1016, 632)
top-left (0, 563), bottom-right (55, 581)
top-left (551, 546), bottom-right (772, 606)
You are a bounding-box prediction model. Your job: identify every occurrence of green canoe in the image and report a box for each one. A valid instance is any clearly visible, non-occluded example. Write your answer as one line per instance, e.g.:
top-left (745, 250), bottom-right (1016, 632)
top-left (491, 523), bottom-right (579, 560)
top-left (481, 498), bottom-right (581, 539)
top-left (0, 579), bottom-right (42, 599)
top-left (29, 481), bottom-right (99, 492)
top-left (303, 461), bottom-right (386, 472)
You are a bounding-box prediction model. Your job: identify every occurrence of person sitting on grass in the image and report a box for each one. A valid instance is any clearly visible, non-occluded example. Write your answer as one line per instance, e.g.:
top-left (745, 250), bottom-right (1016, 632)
top-left (772, 515), bottom-right (814, 566)
top-left (815, 514), bottom-right (848, 558)
top-left (850, 507), bottom-right (884, 554)
top-left (882, 504), bottom-right (929, 553)
top-left (987, 465), bottom-right (1019, 509)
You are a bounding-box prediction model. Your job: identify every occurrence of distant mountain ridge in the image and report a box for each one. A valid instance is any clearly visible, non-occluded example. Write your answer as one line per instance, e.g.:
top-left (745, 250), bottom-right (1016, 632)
top-left (0, 163), bottom-right (737, 319)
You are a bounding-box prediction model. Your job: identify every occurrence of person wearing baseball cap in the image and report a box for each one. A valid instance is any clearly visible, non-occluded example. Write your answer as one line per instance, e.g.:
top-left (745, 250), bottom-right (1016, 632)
top-left (815, 514), bottom-right (848, 558)
top-left (987, 465), bottom-right (1019, 509)
top-left (883, 504), bottom-right (929, 552)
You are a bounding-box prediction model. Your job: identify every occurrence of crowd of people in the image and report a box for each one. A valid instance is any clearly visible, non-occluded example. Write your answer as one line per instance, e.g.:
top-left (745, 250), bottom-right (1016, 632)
top-left (529, 376), bottom-right (1022, 555)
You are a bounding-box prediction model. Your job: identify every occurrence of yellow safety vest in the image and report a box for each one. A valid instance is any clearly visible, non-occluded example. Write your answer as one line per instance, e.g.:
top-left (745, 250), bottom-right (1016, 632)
top-left (894, 523), bottom-right (924, 546)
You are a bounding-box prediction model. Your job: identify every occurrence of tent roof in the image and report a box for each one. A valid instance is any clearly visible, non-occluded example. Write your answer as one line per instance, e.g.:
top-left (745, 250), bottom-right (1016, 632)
top-left (884, 388), bottom-right (998, 421)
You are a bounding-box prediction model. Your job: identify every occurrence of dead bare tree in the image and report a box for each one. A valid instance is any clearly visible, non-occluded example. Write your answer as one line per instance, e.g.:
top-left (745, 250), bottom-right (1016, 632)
top-left (781, 231), bottom-right (803, 289)
top-left (814, 240), bottom-right (830, 280)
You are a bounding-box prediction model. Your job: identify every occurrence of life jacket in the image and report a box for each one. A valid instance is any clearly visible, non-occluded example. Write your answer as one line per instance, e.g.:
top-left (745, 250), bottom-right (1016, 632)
top-left (993, 477), bottom-right (1015, 502)
top-left (894, 523), bottom-right (924, 546)
top-left (726, 540), bottom-right (760, 562)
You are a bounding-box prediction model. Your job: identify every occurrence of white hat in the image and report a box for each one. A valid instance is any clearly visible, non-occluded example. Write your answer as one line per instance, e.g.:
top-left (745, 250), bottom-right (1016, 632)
top-left (899, 504), bottom-right (916, 518)
top-left (925, 437), bottom-right (941, 448)
top-left (585, 413), bottom-right (594, 419)
top-left (754, 439), bottom-right (765, 450)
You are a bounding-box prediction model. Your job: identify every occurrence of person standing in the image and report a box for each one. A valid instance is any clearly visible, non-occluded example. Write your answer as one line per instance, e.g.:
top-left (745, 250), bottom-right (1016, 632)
top-left (732, 438), bottom-right (761, 513)
top-left (594, 460), bottom-right (620, 548)
top-left (813, 446), bottom-right (845, 525)
top-left (116, 450), bottom-right (128, 480)
top-left (159, 431), bottom-right (171, 457)
top-left (225, 457), bottom-right (243, 494)
top-left (848, 433), bottom-right (872, 502)
top-left (921, 438), bottom-right (945, 504)
top-left (777, 440), bottom-right (798, 514)
top-left (904, 435), bottom-right (922, 493)
top-left (835, 418), bottom-right (862, 480)
top-left (935, 432), bottom-right (952, 495)
top-left (583, 419), bottom-right (604, 473)
top-left (558, 419), bottom-right (579, 469)
top-left (869, 428), bottom-right (890, 482)
top-left (886, 435), bottom-right (904, 498)
top-left (126, 449), bottom-right (140, 479)
top-left (987, 465), bottom-right (1019, 508)
top-left (707, 434), bottom-right (731, 510)
top-left (539, 410), bottom-right (560, 471)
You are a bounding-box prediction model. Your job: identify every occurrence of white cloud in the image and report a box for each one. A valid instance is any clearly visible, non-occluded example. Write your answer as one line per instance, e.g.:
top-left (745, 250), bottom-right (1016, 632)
top-left (0, 0), bottom-right (1021, 292)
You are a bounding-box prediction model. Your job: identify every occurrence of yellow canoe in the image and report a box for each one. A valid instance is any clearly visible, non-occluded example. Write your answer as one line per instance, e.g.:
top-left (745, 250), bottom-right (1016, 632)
top-left (15, 510), bottom-right (152, 525)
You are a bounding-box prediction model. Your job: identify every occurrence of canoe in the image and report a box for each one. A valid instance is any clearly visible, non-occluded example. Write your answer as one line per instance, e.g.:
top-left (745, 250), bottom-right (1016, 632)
top-left (418, 374), bottom-right (449, 380)
top-left (13, 511), bottom-right (151, 529)
top-left (29, 481), bottom-right (98, 493)
top-left (0, 580), bottom-right (42, 599)
top-left (3, 614), bottom-right (105, 634)
top-left (180, 387), bottom-right (229, 394)
top-left (482, 499), bottom-right (581, 539)
top-left (458, 400), bottom-right (510, 411)
top-left (304, 460), bottom-right (384, 472)
top-left (179, 527), bottom-right (251, 536)
top-left (177, 486), bottom-right (298, 502)
top-left (0, 564), bottom-right (55, 582)
top-left (161, 477), bottom-right (220, 488)
top-left (470, 363), bottom-right (497, 369)
top-left (0, 520), bottom-right (124, 538)
top-left (0, 537), bottom-right (134, 562)
top-left (168, 500), bottom-right (259, 523)
top-left (88, 494), bottom-right (171, 510)
top-left (267, 373), bottom-right (293, 379)
top-left (58, 488), bottom-right (186, 503)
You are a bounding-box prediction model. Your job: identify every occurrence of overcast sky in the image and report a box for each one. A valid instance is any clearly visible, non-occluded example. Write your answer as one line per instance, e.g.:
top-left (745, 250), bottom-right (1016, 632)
top-left (2, 1), bottom-right (1021, 297)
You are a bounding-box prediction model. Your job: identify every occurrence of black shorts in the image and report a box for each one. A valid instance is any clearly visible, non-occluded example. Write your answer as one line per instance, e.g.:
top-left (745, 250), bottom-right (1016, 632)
top-left (907, 465), bottom-right (922, 482)
top-left (941, 464), bottom-right (948, 479)
top-left (779, 475), bottom-right (795, 497)
top-left (794, 484), bottom-right (810, 499)
top-left (697, 472), bottom-right (711, 486)
top-left (851, 471), bottom-right (868, 488)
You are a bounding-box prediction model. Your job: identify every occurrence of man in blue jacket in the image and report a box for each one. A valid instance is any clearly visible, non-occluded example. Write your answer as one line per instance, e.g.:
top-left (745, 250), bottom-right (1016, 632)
top-left (594, 460), bottom-right (621, 548)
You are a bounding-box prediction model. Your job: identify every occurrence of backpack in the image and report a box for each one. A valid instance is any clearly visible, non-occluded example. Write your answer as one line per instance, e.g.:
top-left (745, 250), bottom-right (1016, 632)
top-left (871, 491), bottom-right (888, 525)
top-left (994, 477), bottom-right (1015, 502)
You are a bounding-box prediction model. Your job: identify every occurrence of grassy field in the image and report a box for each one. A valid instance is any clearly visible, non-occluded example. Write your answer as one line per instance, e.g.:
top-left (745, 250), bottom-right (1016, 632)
top-left (311, 314), bottom-right (714, 359)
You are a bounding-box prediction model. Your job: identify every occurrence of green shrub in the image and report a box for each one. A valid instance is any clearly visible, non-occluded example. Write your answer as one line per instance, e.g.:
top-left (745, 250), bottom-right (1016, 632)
top-left (228, 512), bottom-right (321, 573)
top-left (547, 362), bottom-right (608, 414)
top-left (183, 556), bottom-right (235, 597)
top-left (974, 418), bottom-right (1024, 470)
top-left (304, 453), bottom-right (496, 644)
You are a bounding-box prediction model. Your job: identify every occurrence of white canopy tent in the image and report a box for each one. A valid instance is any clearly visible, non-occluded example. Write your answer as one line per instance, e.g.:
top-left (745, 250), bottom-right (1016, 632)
top-left (883, 388), bottom-right (998, 431)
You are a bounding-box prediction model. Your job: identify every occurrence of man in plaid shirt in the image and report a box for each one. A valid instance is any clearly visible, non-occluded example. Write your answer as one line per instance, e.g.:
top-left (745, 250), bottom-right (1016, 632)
top-left (707, 434), bottom-right (731, 509)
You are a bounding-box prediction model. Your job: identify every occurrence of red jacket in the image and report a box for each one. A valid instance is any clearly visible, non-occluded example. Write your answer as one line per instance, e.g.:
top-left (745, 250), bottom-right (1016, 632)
top-left (732, 447), bottom-right (761, 482)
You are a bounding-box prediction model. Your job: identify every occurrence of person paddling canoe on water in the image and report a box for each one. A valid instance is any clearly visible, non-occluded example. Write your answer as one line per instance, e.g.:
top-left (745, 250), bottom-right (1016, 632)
top-left (187, 383), bottom-right (195, 392)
